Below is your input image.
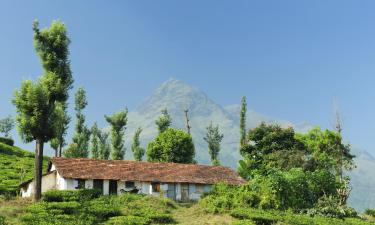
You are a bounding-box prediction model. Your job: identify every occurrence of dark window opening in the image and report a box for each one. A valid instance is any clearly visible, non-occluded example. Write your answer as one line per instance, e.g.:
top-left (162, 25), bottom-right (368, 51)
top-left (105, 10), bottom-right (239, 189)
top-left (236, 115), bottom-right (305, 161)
top-left (76, 179), bottom-right (85, 189)
top-left (152, 182), bottom-right (161, 192)
top-left (125, 181), bottom-right (135, 188)
top-left (93, 179), bottom-right (103, 194)
top-left (109, 180), bottom-right (118, 195)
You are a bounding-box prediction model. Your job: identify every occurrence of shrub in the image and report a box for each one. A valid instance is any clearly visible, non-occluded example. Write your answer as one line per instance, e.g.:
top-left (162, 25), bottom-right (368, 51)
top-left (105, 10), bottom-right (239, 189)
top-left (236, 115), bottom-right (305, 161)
top-left (43, 189), bottom-right (101, 202)
top-left (231, 208), bottom-right (368, 225)
top-left (85, 199), bottom-right (121, 219)
top-left (0, 216), bottom-right (6, 225)
top-left (306, 196), bottom-right (357, 219)
top-left (105, 216), bottom-right (150, 225)
top-left (43, 190), bottom-right (79, 202)
top-left (120, 195), bottom-right (175, 223)
top-left (44, 201), bottom-right (81, 214)
top-left (364, 209), bottom-right (375, 217)
top-left (76, 189), bottom-right (102, 201)
top-left (0, 137), bottom-right (13, 146)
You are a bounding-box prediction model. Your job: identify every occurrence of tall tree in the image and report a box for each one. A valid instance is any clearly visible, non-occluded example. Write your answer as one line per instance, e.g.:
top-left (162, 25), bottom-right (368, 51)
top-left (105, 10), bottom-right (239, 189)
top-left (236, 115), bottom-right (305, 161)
top-left (131, 127), bottom-right (145, 161)
top-left (98, 129), bottom-right (110, 160)
top-left (147, 128), bottom-right (195, 163)
top-left (90, 122), bottom-right (99, 159)
top-left (239, 96), bottom-right (247, 152)
top-left (105, 109), bottom-right (128, 160)
top-left (64, 88), bottom-right (91, 158)
top-left (50, 102), bottom-right (70, 157)
top-left (203, 122), bottom-right (224, 165)
top-left (0, 116), bottom-right (14, 138)
top-left (13, 20), bottom-right (73, 201)
top-left (238, 123), bottom-right (306, 178)
top-left (184, 109), bottom-right (191, 135)
top-left (155, 108), bottom-right (171, 133)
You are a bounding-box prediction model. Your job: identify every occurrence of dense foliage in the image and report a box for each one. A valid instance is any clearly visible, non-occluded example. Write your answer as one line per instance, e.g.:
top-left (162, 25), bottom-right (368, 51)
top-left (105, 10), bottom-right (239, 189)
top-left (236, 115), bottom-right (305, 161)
top-left (131, 127), bottom-right (145, 161)
top-left (147, 128), bottom-right (195, 163)
top-left (50, 102), bottom-right (70, 157)
top-left (0, 137), bottom-right (14, 146)
top-left (90, 122), bottom-right (99, 159)
top-left (203, 122), bottom-right (224, 165)
top-left (231, 208), bottom-right (371, 225)
top-left (105, 109), bottom-right (128, 160)
top-left (12, 20), bottom-right (73, 200)
top-left (0, 116), bottom-right (14, 138)
top-left (20, 190), bottom-right (175, 225)
top-left (64, 88), bottom-right (91, 158)
top-left (155, 108), bottom-right (171, 134)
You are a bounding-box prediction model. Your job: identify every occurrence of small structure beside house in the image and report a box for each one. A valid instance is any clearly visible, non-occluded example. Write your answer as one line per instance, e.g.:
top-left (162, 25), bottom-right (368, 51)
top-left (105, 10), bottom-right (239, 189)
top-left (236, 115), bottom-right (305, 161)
top-left (20, 157), bottom-right (245, 201)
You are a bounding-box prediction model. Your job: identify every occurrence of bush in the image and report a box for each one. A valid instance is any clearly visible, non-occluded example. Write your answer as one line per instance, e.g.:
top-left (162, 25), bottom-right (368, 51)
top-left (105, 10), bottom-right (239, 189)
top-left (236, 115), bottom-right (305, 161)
top-left (0, 137), bottom-right (13, 146)
top-left (105, 216), bottom-right (150, 225)
top-left (86, 198), bottom-right (121, 219)
top-left (43, 189), bottom-right (101, 202)
top-left (43, 190), bottom-right (79, 202)
top-left (364, 209), bottom-right (375, 217)
top-left (306, 196), bottom-right (357, 219)
top-left (121, 195), bottom-right (175, 224)
top-left (200, 169), bottom-right (340, 212)
top-left (231, 208), bottom-right (369, 225)
top-left (0, 216), bottom-right (6, 225)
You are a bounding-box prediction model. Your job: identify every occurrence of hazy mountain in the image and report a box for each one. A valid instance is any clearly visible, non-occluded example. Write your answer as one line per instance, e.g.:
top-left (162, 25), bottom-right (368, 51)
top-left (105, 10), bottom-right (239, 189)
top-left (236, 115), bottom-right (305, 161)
top-left (124, 78), bottom-right (375, 211)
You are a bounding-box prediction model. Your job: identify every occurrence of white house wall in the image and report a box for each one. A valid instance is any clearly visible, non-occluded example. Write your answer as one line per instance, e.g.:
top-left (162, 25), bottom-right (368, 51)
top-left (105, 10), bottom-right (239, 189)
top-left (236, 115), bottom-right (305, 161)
top-left (22, 169), bottom-right (213, 201)
top-left (21, 172), bottom-right (57, 198)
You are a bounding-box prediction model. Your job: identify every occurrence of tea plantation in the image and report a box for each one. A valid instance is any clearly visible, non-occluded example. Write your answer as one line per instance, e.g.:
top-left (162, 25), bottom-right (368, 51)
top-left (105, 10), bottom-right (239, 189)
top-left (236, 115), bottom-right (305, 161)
top-left (0, 141), bottom-right (48, 195)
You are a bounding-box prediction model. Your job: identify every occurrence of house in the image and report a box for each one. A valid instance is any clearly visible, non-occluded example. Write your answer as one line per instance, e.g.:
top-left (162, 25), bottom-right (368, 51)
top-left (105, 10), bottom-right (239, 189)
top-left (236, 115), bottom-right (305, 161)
top-left (20, 157), bottom-right (245, 201)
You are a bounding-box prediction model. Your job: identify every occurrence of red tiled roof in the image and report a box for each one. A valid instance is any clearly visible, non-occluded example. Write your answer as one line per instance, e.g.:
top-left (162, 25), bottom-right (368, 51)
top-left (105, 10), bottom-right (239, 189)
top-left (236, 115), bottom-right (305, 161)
top-left (50, 157), bottom-right (245, 185)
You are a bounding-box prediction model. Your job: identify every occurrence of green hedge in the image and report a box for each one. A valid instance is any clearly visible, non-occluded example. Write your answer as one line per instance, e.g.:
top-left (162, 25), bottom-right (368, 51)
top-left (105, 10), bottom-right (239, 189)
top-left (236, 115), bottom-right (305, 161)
top-left (0, 137), bottom-right (13, 146)
top-left (43, 189), bottom-right (102, 202)
top-left (231, 208), bottom-right (373, 225)
top-left (105, 216), bottom-right (150, 225)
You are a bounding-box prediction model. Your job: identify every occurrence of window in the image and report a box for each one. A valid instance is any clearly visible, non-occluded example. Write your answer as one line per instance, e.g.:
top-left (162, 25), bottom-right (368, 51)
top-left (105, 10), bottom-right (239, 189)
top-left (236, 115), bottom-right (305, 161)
top-left (125, 181), bottom-right (135, 188)
top-left (151, 182), bottom-right (161, 192)
top-left (196, 184), bottom-right (204, 193)
top-left (109, 180), bottom-right (118, 195)
top-left (93, 179), bottom-right (104, 194)
top-left (75, 179), bottom-right (85, 189)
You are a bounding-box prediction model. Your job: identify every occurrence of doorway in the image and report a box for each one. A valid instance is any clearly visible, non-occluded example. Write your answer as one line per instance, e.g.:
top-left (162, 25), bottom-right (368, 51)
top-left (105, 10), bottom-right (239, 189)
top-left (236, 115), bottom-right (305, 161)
top-left (109, 180), bottom-right (118, 195)
top-left (181, 183), bottom-right (189, 202)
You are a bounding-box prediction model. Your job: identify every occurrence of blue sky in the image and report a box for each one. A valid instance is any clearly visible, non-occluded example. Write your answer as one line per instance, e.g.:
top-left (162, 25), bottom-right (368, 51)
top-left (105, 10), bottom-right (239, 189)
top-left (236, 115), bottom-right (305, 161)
top-left (1, 1), bottom-right (375, 156)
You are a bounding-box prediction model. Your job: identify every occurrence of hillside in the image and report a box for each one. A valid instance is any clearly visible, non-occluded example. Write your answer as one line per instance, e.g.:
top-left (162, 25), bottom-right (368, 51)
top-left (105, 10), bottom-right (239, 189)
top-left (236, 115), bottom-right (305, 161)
top-left (0, 142), bottom-right (48, 195)
top-left (1, 190), bottom-right (374, 225)
top-left (124, 79), bottom-right (375, 211)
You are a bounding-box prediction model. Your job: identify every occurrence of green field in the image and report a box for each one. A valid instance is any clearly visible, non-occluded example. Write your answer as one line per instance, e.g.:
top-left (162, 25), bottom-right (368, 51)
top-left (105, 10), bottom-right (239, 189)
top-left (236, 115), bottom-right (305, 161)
top-left (0, 142), bottom-right (48, 195)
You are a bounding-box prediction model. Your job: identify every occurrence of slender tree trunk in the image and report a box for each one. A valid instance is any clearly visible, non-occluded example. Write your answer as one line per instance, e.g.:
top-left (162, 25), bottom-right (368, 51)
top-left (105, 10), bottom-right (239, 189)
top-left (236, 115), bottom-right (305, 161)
top-left (184, 109), bottom-right (191, 135)
top-left (34, 139), bottom-right (44, 201)
top-left (58, 144), bottom-right (62, 157)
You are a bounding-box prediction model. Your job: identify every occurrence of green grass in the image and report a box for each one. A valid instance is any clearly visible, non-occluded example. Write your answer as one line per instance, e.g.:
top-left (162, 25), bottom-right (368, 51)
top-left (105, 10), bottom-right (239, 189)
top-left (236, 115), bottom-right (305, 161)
top-left (0, 142), bottom-right (49, 195)
top-left (1, 192), bottom-right (375, 225)
top-left (231, 208), bottom-right (374, 225)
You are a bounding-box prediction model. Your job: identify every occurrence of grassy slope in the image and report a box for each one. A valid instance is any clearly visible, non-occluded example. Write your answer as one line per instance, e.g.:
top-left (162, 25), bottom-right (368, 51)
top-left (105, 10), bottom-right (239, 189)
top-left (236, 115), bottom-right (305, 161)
top-left (1, 195), bottom-right (373, 225)
top-left (0, 142), bottom-right (49, 194)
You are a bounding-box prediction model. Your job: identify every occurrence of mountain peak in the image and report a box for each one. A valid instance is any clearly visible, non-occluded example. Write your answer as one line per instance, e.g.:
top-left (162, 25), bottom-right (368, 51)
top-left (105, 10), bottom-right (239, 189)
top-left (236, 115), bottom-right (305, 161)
top-left (137, 79), bottom-right (217, 115)
top-left (156, 78), bottom-right (200, 95)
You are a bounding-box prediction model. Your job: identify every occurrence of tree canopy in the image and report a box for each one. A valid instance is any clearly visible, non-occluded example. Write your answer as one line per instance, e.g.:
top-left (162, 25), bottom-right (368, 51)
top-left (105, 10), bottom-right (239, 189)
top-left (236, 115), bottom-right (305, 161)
top-left (105, 109), bottom-right (128, 160)
top-left (155, 108), bottom-right (171, 133)
top-left (203, 122), bottom-right (224, 165)
top-left (147, 128), bottom-right (195, 163)
top-left (131, 127), bottom-right (145, 161)
top-left (13, 20), bottom-right (73, 201)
